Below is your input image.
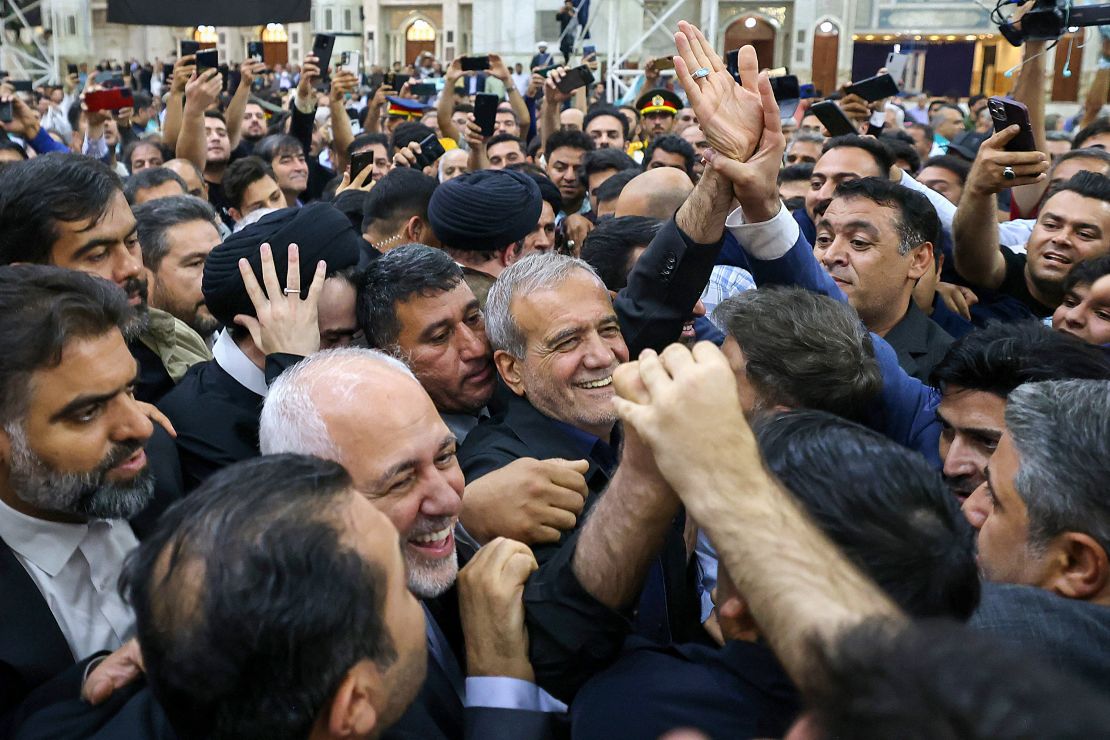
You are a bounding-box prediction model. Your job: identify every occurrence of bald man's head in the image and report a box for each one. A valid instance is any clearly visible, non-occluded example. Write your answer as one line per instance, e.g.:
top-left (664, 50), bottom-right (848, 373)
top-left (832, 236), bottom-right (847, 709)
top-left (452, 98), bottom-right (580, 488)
top-left (614, 167), bottom-right (694, 219)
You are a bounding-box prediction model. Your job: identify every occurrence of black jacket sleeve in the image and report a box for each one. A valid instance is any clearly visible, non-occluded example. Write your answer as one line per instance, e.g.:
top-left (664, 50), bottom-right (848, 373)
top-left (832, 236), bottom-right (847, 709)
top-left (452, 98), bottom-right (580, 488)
top-left (614, 217), bottom-right (722, 358)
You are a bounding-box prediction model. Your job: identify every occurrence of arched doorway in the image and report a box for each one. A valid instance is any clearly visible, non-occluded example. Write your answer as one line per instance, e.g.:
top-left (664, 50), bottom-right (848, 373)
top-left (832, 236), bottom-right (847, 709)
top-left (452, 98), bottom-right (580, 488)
top-left (191, 25), bottom-right (218, 50)
top-left (260, 23), bottom-right (289, 67)
top-left (724, 16), bottom-right (776, 71)
top-left (811, 20), bottom-right (839, 97)
top-left (405, 19), bottom-right (436, 66)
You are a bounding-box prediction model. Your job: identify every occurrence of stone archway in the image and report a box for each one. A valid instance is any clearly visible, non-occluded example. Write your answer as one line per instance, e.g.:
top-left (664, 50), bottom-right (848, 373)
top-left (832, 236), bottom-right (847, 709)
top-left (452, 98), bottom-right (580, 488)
top-left (405, 19), bottom-right (436, 66)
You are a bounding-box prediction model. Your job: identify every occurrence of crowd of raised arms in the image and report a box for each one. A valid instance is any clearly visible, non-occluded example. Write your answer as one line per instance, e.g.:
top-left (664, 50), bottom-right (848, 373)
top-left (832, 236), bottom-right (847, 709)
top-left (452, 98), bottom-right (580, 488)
top-left (1, 8), bottom-right (1110, 740)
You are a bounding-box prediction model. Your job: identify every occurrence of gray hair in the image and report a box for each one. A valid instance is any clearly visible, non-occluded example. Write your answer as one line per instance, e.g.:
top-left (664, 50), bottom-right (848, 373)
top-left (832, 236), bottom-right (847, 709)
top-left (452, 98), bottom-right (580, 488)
top-left (1006, 379), bottom-right (1110, 555)
top-left (260, 348), bottom-right (415, 459)
top-left (485, 252), bottom-right (603, 358)
top-left (789, 129), bottom-right (826, 148)
top-left (713, 286), bottom-right (882, 423)
top-left (132, 195), bottom-right (218, 271)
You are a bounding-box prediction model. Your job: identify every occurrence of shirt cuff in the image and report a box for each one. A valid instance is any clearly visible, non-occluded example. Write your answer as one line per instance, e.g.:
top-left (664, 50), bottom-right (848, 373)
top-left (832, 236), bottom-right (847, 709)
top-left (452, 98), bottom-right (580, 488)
top-left (464, 676), bottom-right (569, 713)
top-left (724, 202), bottom-right (799, 260)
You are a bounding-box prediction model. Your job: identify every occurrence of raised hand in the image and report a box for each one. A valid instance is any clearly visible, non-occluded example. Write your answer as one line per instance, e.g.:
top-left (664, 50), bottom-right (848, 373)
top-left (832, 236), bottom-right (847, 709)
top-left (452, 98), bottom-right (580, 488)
top-left (965, 125), bottom-right (1048, 196)
top-left (673, 20), bottom-right (764, 162)
top-left (233, 243), bottom-right (326, 357)
top-left (458, 537), bottom-right (539, 680)
top-left (184, 68), bottom-right (222, 112)
top-left (171, 55), bottom-right (196, 95)
top-left (489, 53), bottom-right (512, 83)
top-left (544, 67), bottom-right (573, 104)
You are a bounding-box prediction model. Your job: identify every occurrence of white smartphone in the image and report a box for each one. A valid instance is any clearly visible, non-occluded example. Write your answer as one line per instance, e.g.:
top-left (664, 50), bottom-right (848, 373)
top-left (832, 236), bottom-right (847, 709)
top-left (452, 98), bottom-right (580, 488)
top-left (339, 50), bottom-right (362, 77)
top-left (885, 52), bottom-right (910, 86)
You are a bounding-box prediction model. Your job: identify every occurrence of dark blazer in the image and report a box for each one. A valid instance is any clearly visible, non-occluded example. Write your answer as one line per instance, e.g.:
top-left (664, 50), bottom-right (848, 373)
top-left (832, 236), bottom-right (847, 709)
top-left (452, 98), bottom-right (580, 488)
top-left (883, 301), bottom-right (954, 384)
top-left (571, 637), bottom-right (801, 740)
top-left (157, 354), bottom-right (300, 492)
top-left (971, 582), bottom-right (1110, 698)
top-left (10, 541), bottom-right (559, 740)
top-left (0, 426), bottom-right (183, 732)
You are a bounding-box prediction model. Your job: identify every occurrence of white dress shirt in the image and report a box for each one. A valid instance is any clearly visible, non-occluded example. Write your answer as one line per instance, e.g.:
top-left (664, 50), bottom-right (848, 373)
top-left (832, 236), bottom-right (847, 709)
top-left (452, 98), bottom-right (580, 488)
top-left (0, 497), bottom-right (137, 660)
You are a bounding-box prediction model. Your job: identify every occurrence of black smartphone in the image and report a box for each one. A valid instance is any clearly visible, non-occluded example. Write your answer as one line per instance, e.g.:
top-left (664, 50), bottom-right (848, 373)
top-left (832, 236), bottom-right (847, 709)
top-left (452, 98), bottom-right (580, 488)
top-left (162, 62), bottom-right (174, 82)
top-left (809, 100), bottom-right (857, 137)
top-left (247, 41), bottom-right (264, 61)
top-left (461, 55), bottom-right (491, 72)
top-left (0, 100), bottom-right (12, 124)
top-left (11, 79), bottom-right (33, 92)
top-left (66, 63), bottom-right (78, 76)
top-left (845, 73), bottom-right (899, 102)
top-left (556, 65), bottom-right (594, 94)
top-left (180, 40), bottom-right (200, 58)
top-left (770, 74), bottom-right (800, 102)
top-left (195, 49), bottom-right (218, 73)
top-left (410, 82), bottom-right (437, 96)
top-left (312, 34), bottom-right (336, 80)
top-left (989, 96), bottom-right (1036, 152)
top-left (725, 50), bottom-right (740, 83)
top-left (474, 93), bottom-right (499, 136)
top-left (351, 149), bottom-right (376, 180)
top-left (414, 133), bottom-right (446, 169)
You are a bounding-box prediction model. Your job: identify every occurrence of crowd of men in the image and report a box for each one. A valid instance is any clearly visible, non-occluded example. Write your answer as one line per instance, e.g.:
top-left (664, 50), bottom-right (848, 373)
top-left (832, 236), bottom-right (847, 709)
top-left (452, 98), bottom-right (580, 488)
top-left (1, 10), bottom-right (1109, 740)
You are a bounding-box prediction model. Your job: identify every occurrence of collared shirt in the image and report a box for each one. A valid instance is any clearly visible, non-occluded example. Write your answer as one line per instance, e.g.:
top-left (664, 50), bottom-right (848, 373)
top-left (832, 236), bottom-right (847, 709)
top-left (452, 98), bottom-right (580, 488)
top-left (441, 408), bottom-right (490, 445)
top-left (701, 265), bottom-right (756, 327)
top-left (139, 307), bottom-right (212, 383)
top-left (212, 329), bottom-right (267, 396)
top-left (550, 419), bottom-right (618, 474)
top-left (0, 497), bottom-right (136, 660)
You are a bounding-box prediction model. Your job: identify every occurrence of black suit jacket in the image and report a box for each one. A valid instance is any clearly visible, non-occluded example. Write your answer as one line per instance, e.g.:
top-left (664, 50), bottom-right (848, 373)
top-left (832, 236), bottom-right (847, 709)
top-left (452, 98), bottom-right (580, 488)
top-left (0, 426), bottom-right (183, 732)
top-left (884, 301), bottom-right (954, 384)
top-left (571, 637), bottom-right (801, 740)
top-left (11, 540), bottom-right (559, 740)
top-left (157, 354), bottom-right (300, 492)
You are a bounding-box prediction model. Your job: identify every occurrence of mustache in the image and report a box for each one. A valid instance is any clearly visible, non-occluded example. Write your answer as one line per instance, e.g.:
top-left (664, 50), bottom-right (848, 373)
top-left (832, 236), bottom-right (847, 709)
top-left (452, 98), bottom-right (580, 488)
top-left (407, 516), bottom-right (455, 538)
top-left (122, 275), bottom-right (148, 299)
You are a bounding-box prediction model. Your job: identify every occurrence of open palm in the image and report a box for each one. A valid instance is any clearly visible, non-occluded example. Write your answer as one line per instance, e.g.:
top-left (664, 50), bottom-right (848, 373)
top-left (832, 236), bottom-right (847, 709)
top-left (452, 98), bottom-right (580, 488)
top-left (673, 21), bottom-right (764, 162)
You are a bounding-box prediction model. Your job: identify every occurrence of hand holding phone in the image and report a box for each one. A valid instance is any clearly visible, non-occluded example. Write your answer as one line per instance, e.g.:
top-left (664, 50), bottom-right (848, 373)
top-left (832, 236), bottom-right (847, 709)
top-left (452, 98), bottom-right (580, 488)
top-left (809, 100), bottom-right (857, 137)
top-left (195, 49), bottom-right (218, 73)
top-left (845, 73), bottom-right (899, 103)
top-left (556, 65), bottom-right (594, 94)
top-left (988, 96), bottom-right (1036, 152)
top-left (84, 87), bottom-right (134, 113)
top-left (414, 134), bottom-right (446, 169)
top-left (312, 34), bottom-right (337, 82)
top-left (461, 55), bottom-right (491, 72)
top-left (474, 93), bottom-right (499, 137)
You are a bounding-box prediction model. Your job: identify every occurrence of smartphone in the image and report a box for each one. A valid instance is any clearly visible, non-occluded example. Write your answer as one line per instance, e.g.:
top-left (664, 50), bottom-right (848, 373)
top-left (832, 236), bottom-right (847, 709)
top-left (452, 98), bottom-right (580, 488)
top-left (537, 65), bottom-right (559, 78)
top-left (989, 96), bottom-right (1036, 152)
top-left (809, 100), bottom-right (857, 137)
top-left (312, 34), bottom-right (336, 80)
top-left (247, 41), bottom-right (264, 62)
top-left (414, 133), bottom-right (446, 169)
top-left (725, 50), bottom-right (740, 83)
top-left (339, 50), bottom-right (361, 77)
top-left (799, 82), bottom-right (818, 99)
top-left (771, 75), bottom-right (801, 119)
top-left (180, 40), bottom-right (200, 58)
top-left (474, 92), bottom-right (499, 136)
top-left (351, 149), bottom-right (376, 180)
top-left (195, 49), bottom-right (218, 73)
top-left (845, 73), bottom-right (899, 102)
top-left (461, 55), bottom-right (491, 72)
top-left (66, 63), bottom-right (79, 76)
top-left (410, 82), bottom-right (437, 96)
top-left (84, 87), bottom-right (134, 112)
top-left (556, 65), bottom-right (594, 94)
top-left (0, 100), bottom-right (12, 124)
top-left (11, 79), bottom-right (33, 92)
top-left (885, 52), bottom-right (910, 86)
top-left (583, 44), bottom-right (596, 57)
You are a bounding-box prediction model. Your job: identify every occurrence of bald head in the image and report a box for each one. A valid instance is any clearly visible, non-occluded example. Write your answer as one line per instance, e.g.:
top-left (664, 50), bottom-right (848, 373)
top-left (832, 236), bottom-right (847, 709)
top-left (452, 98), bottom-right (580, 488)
top-left (560, 108), bottom-right (585, 131)
top-left (163, 158), bottom-right (207, 198)
top-left (614, 167), bottom-right (694, 218)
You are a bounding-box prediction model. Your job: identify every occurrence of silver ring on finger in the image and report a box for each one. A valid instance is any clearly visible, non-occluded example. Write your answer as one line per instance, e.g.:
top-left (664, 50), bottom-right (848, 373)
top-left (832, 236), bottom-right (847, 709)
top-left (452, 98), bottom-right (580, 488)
top-left (692, 67), bottom-right (711, 80)
top-left (1002, 166), bottom-right (1016, 181)
top-left (283, 288), bottom-right (300, 295)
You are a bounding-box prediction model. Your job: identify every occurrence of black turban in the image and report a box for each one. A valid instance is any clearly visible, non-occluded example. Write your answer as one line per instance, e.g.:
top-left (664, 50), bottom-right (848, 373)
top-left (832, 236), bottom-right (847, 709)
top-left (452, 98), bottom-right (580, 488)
top-left (202, 203), bottom-right (362, 328)
top-left (427, 169), bottom-right (542, 251)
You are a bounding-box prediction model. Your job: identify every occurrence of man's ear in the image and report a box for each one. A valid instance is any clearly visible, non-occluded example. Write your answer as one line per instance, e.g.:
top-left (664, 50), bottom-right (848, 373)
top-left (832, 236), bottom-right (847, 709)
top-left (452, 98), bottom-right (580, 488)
top-left (500, 243), bottom-right (524, 268)
top-left (229, 207), bottom-right (242, 224)
top-left (323, 660), bottom-right (381, 739)
top-left (406, 216), bottom-right (425, 243)
top-left (907, 241), bottom-right (934, 281)
top-left (494, 349), bottom-right (525, 397)
top-left (1044, 532), bottom-right (1110, 602)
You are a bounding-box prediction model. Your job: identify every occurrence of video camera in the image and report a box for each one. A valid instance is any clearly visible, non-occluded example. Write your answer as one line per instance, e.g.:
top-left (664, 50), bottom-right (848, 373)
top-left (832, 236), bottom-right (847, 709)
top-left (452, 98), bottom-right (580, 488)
top-left (998, 0), bottom-right (1110, 45)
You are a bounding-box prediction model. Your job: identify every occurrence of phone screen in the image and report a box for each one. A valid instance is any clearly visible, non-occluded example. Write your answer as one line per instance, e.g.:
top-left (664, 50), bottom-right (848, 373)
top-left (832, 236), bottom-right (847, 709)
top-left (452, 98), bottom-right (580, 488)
top-left (195, 49), bottom-right (218, 73)
top-left (351, 150), bottom-right (376, 180)
top-left (556, 65), bottom-right (594, 94)
top-left (461, 56), bottom-right (491, 72)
